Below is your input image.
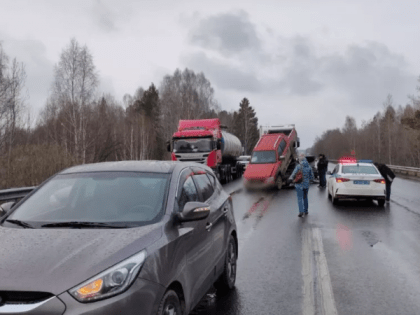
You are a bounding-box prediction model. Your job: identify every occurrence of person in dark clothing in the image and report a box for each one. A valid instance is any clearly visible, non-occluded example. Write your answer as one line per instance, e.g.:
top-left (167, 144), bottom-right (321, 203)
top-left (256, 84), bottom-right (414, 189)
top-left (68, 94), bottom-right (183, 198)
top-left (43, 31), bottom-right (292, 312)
top-left (374, 162), bottom-right (396, 203)
top-left (317, 154), bottom-right (328, 188)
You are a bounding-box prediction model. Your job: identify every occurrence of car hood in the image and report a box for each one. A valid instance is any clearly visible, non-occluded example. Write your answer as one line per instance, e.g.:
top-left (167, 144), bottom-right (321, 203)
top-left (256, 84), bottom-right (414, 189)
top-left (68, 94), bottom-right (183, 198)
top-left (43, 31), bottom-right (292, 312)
top-left (0, 223), bottom-right (162, 295)
top-left (244, 163), bottom-right (278, 179)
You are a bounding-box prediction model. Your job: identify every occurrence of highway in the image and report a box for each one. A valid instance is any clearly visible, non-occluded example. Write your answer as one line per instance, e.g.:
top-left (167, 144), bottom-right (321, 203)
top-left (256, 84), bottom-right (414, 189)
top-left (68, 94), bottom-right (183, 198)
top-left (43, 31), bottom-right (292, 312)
top-left (192, 167), bottom-right (420, 315)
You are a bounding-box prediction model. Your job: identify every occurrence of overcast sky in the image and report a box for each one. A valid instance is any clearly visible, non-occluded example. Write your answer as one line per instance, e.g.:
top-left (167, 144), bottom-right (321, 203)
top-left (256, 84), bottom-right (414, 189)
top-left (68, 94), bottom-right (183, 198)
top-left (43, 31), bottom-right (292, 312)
top-left (1, 0), bottom-right (419, 148)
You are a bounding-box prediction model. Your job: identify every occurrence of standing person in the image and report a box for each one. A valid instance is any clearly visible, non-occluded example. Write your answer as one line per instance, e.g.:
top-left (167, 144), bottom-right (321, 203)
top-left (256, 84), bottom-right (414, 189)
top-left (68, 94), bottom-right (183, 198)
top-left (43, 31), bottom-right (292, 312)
top-left (317, 154), bottom-right (329, 188)
top-left (288, 153), bottom-right (314, 217)
top-left (374, 162), bottom-right (396, 203)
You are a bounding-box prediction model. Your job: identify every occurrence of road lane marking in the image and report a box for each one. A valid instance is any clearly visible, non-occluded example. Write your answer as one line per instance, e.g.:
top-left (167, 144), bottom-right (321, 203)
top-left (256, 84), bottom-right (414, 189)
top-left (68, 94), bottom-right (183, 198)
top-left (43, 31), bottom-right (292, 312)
top-left (302, 229), bottom-right (315, 315)
top-left (302, 228), bottom-right (338, 315)
top-left (312, 228), bottom-right (338, 315)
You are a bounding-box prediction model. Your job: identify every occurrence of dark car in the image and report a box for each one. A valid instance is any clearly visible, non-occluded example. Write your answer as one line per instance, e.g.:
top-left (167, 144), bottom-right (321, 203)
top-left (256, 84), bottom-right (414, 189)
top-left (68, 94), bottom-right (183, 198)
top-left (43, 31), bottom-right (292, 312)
top-left (0, 161), bottom-right (238, 315)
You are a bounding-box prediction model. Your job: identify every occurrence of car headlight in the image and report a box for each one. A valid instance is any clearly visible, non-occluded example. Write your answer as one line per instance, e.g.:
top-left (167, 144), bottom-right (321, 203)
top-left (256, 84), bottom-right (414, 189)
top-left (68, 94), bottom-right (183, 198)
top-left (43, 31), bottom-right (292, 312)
top-left (69, 250), bottom-right (147, 302)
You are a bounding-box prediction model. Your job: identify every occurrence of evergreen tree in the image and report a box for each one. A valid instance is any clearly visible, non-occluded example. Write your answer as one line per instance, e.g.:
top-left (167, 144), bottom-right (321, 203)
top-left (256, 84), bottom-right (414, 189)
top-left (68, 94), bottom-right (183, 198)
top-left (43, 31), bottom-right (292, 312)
top-left (138, 83), bottom-right (164, 159)
top-left (233, 98), bottom-right (259, 154)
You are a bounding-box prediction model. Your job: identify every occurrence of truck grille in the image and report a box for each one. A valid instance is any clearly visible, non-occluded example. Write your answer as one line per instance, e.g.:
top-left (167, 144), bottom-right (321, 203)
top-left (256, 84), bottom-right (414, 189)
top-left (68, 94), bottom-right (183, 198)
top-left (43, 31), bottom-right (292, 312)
top-left (178, 158), bottom-right (206, 164)
top-left (0, 291), bottom-right (54, 305)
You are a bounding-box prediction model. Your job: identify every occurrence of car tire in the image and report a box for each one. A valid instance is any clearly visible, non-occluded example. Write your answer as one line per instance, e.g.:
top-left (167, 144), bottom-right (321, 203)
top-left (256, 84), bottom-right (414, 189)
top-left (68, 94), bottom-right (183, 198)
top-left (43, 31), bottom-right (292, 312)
top-left (332, 193), bottom-right (338, 205)
top-left (276, 176), bottom-right (283, 190)
top-left (378, 199), bottom-right (385, 207)
top-left (215, 235), bottom-right (237, 293)
top-left (157, 290), bottom-right (182, 315)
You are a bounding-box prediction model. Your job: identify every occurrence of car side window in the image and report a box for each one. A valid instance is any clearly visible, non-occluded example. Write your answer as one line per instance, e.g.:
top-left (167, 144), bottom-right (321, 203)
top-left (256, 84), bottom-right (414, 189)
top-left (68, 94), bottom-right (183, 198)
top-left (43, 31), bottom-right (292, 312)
top-left (278, 140), bottom-right (286, 156)
top-left (206, 173), bottom-right (216, 187)
top-left (332, 166), bottom-right (339, 174)
top-left (178, 176), bottom-right (199, 212)
top-left (194, 174), bottom-right (214, 202)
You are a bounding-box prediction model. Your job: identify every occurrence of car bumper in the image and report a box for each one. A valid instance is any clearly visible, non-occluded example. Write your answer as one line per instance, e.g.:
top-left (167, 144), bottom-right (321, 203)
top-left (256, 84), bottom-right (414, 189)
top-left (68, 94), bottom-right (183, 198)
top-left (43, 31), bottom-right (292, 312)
top-left (243, 179), bottom-right (276, 189)
top-left (17, 278), bottom-right (166, 315)
top-left (335, 188), bottom-right (386, 200)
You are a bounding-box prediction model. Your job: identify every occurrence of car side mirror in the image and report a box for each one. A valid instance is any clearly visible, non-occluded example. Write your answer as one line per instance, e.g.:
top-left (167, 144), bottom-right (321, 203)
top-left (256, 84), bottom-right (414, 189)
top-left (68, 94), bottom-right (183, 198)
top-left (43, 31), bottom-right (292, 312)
top-left (177, 202), bottom-right (210, 222)
top-left (0, 201), bottom-right (16, 217)
top-left (166, 141), bottom-right (171, 152)
top-left (279, 155), bottom-right (285, 160)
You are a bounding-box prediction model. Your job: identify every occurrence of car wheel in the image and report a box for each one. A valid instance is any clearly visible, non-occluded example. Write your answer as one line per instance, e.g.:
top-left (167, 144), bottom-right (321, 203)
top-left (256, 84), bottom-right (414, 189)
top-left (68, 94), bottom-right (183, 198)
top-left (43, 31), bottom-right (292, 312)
top-left (276, 176), bottom-right (283, 190)
top-left (378, 199), bottom-right (385, 207)
top-left (157, 290), bottom-right (182, 315)
top-left (215, 235), bottom-right (237, 293)
top-left (332, 192), bottom-right (338, 205)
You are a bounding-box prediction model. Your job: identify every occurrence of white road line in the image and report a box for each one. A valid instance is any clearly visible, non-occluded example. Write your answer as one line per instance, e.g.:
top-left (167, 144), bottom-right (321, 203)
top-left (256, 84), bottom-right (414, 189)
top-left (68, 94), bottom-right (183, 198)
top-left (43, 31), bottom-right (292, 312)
top-left (312, 228), bottom-right (338, 315)
top-left (302, 228), bottom-right (338, 315)
top-left (302, 228), bottom-right (315, 315)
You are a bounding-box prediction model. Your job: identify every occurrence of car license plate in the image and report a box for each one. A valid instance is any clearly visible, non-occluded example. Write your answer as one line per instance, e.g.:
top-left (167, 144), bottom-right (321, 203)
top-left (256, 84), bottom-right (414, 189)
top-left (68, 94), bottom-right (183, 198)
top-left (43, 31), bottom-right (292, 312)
top-left (354, 180), bottom-right (369, 185)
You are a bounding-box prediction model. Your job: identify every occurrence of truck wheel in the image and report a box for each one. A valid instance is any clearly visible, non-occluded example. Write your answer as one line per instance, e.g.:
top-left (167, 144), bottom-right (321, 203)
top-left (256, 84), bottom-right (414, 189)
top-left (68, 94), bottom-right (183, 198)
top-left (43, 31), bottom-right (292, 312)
top-left (220, 168), bottom-right (227, 184)
top-left (276, 177), bottom-right (283, 190)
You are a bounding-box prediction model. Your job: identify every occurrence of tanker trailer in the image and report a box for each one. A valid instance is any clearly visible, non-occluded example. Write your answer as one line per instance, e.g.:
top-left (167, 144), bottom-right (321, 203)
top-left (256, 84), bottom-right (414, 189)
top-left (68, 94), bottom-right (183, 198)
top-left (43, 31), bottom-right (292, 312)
top-left (168, 118), bottom-right (244, 183)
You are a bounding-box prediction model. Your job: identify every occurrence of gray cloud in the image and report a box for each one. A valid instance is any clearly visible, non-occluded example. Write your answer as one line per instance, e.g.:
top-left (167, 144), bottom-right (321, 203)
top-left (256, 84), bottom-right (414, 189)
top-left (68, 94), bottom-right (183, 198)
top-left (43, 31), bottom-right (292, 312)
top-left (319, 41), bottom-right (416, 108)
top-left (183, 52), bottom-right (261, 92)
top-left (90, 0), bottom-right (120, 33)
top-left (189, 11), bottom-right (261, 55)
top-left (278, 37), bottom-right (324, 95)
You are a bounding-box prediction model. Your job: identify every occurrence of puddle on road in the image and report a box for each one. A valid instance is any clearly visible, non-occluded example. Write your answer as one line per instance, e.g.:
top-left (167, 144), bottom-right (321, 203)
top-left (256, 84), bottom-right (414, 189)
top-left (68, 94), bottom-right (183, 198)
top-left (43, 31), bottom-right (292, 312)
top-left (242, 195), bottom-right (273, 229)
top-left (361, 230), bottom-right (381, 247)
top-left (190, 288), bottom-right (217, 315)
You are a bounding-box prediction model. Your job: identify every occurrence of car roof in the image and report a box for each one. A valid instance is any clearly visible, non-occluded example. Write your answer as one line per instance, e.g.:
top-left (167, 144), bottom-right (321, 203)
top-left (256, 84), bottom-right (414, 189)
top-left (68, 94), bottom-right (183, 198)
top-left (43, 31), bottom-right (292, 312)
top-left (59, 160), bottom-right (206, 175)
top-left (254, 134), bottom-right (284, 151)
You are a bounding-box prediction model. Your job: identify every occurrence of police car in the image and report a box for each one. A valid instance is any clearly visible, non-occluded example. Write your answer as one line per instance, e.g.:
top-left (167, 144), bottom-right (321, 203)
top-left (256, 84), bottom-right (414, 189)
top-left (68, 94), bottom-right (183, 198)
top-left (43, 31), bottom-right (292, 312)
top-left (327, 158), bottom-right (386, 206)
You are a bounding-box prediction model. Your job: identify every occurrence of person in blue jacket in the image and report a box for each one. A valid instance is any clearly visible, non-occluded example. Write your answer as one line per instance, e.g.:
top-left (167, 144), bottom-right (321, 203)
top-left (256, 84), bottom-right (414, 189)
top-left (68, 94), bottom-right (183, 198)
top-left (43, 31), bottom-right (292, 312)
top-left (288, 153), bottom-right (314, 217)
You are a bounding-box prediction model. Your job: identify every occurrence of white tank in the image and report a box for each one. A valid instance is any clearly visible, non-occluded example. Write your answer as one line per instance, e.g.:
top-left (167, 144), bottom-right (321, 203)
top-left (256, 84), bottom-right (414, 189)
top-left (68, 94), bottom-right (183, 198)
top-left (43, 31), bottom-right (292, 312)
top-left (221, 131), bottom-right (242, 158)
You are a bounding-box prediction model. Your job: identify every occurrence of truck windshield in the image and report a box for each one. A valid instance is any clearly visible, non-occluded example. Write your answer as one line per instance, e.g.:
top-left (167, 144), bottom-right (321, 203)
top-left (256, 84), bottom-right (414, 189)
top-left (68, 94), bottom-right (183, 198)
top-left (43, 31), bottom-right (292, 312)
top-left (251, 151), bottom-right (276, 164)
top-left (173, 138), bottom-right (213, 153)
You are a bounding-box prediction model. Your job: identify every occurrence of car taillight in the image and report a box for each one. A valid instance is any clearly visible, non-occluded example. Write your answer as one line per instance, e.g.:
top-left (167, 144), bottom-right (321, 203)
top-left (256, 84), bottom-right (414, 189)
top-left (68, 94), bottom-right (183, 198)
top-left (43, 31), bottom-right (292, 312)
top-left (336, 178), bottom-right (350, 183)
top-left (373, 179), bottom-right (386, 184)
top-left (171, 153), bottom-right (177, 161)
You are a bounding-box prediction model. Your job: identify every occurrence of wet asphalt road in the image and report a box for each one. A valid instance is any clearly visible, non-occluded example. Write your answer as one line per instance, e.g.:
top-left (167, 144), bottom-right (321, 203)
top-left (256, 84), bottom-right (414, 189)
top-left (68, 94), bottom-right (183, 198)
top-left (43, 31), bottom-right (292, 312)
top-left (192, 168), bottom-right (420, 315)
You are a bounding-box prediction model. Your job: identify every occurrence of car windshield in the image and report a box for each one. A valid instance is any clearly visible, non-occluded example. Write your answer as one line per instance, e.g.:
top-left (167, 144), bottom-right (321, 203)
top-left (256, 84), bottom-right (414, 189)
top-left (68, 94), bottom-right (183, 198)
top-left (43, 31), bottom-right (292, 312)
top-left (173, 138), bottom-right (213, 153)
top-left (251, 151), bottom-right (276, 164)
top-left (342, 165), bottom-right (378, 174)
top-left (6, 172), bottom-right (169, 228)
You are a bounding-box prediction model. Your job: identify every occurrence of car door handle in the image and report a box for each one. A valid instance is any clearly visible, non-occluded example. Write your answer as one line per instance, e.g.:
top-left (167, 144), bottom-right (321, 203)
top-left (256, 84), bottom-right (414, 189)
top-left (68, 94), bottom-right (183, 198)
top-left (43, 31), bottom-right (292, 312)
top-left (206, 223), bottom-right (213, 231)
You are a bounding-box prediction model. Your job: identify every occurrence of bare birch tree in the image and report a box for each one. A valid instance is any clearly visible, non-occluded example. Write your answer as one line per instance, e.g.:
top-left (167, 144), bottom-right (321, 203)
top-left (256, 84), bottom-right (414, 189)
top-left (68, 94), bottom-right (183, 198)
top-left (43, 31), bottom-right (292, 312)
top-left (50, 38), bottom-right (98, 163)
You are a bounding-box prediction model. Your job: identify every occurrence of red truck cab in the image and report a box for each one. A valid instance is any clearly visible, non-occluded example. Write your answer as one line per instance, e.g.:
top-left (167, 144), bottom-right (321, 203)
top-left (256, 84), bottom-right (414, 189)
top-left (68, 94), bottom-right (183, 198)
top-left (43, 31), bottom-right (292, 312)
top-left (243, 125), bottom-right (299, 190)
top-left (168, 119), bottom-right (243, 183)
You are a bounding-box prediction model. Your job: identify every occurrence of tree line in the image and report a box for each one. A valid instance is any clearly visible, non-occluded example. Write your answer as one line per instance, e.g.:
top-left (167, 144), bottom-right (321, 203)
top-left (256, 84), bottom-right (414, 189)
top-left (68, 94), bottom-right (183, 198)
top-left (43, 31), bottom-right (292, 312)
top-left (312, 88), bottom-right (420, 167)
top-left (0, 39), bottom-right (259, 189)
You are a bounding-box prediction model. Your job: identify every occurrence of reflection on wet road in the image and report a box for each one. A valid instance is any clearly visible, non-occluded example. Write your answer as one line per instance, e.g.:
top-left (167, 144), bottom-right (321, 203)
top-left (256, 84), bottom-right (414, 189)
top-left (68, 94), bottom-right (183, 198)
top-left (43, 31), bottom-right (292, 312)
top-left (192, 173), bottom-right (420, 315)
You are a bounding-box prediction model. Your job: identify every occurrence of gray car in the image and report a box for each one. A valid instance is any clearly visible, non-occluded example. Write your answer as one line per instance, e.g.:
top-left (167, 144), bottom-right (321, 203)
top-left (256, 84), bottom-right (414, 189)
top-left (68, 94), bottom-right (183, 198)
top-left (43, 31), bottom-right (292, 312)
top-left (0, 161), bottom-right (238, 315)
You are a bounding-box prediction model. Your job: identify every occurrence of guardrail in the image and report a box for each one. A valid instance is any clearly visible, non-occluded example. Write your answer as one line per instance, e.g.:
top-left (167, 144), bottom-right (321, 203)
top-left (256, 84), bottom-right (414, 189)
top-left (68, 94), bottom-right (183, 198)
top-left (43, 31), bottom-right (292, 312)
top-left (0, 187), bottom-right (36, 203)
top-left (329, 160), bottom-right (420, 178)
top-left (387, 165), bottom-right (420, 177)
